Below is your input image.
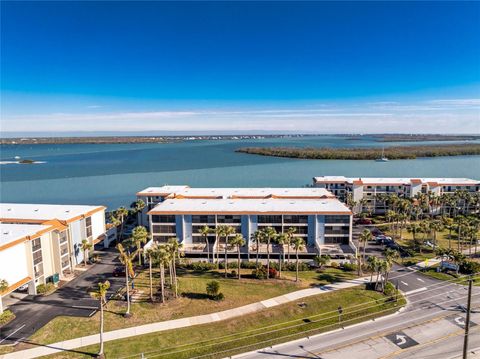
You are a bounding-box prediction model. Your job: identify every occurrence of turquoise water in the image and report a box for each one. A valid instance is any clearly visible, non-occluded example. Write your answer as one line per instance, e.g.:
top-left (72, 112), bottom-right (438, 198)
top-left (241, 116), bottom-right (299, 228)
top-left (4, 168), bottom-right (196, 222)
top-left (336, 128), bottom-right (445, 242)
top-left (1, 136), bottom-right (479, 209)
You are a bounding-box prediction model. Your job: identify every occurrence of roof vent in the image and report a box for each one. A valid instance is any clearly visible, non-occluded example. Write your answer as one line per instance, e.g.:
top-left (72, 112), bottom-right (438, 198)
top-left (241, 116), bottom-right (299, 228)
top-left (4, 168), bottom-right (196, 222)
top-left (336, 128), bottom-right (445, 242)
top-left (34, 209), bottom-right (39, 212)
top-left (3, 231), bottom-right (10, 235)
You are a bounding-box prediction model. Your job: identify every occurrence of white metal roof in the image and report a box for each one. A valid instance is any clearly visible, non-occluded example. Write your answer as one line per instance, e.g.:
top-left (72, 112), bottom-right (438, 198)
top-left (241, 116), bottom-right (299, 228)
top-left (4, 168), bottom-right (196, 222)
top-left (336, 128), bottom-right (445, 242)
top-left (0, 203), bottom-right (105, 222)
top-left (138, 186), bottom-right (334, 198)
top-left (137, 186), bottom-right (190, 195)
top-left (313, 176), bottom-right (480, 186)
top-left (149, 198), bottom-right (351, 214)
top-left (0, 223), bottom-right (50, 246)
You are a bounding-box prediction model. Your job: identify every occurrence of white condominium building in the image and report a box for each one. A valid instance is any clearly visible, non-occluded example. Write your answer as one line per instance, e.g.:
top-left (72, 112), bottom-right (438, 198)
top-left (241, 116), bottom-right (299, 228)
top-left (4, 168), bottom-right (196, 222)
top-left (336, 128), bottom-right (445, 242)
top-left (138, 186), bottom-right (353, 254)
top-left (0, 203), bottom-right (107, 280)
top-left (313, 176), bottom-right (480, 213)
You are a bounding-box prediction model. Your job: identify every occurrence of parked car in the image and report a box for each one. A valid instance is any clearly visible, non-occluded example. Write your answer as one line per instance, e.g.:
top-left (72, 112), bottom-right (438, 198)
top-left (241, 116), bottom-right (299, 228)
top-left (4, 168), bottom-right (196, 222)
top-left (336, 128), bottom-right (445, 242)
top-left (375, 235), bottom-right (392, 245)
top-left (386, 241), bottom-right (400, 250)
top-left (355, 218), bottom-right (372, 225)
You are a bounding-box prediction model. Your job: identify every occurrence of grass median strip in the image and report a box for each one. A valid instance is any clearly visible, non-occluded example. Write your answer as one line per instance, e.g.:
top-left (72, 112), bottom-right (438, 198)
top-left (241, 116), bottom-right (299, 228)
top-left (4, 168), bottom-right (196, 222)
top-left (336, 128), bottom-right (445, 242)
top-left (45, 286), bottom-right (404, 359)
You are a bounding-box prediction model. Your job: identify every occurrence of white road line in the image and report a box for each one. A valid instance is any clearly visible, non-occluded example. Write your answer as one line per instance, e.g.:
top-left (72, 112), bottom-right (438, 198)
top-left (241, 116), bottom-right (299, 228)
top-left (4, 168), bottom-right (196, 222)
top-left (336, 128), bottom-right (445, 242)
top-left (405, 287), bottom-right (428, 295)
top-left (71, 305), bottom-right (97, 310)
top-left (0, 324), bottom-right (26, 344)
top-left (417, 278), bottom-right (425, 283)
top-left (401, 281), bottom-right (409, 286)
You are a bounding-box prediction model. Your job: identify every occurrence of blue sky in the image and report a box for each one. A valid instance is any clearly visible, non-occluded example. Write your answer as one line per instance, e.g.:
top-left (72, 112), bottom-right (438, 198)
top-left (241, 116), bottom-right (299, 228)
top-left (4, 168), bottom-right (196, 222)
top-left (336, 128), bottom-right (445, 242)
top-left (1, 1), bottom-right (479, 134)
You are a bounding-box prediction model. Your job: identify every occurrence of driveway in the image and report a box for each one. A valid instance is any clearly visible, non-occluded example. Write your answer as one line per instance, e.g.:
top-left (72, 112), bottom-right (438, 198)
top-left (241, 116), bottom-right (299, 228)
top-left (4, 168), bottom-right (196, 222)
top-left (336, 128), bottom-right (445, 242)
top-left (0, 247), bottom-right (123, 345)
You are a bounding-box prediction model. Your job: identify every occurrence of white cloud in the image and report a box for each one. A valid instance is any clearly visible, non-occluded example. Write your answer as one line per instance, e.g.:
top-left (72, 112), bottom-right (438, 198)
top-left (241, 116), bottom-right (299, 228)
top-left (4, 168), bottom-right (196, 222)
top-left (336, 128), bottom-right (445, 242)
top-left (2, 98), bottom-right (479, 134)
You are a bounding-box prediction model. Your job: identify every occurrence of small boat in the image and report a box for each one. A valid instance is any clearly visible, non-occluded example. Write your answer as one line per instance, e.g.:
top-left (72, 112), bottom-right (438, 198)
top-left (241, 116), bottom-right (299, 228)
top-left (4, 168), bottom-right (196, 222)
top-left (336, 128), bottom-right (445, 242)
top-left (14, 156), bottom-right (21, 160)
top-left (376, 148), bottom-right (389, 162)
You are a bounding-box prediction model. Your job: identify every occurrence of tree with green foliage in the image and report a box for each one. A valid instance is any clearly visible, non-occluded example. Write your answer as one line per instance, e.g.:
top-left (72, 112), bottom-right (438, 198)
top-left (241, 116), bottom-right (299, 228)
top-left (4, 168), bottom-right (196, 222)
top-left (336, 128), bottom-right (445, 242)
top-left (251, 230), bottom-right (262, 267)
top-left (132, 226), bottom-right (149, 265)
top-left (167, 237), bottom-right (182, 297)
top-left (259, 227), bottom-right (278, 279)
top-left (314, 254), bottom-right (330, 270)
top-left (117, 243), bottom-right (136, 315)
top-left (115, 207), bottom-right (129, 241)
top-left (229, 234), bottom-right (246, 279)
top-left (359, 229), bottom-right (372, 264)
top-left (206, 280), bottom-right (220, 298)
top-left (285, 227), bottom-right (296, 262)
top-left (199, 225), bottom-right (213, 263)
top-left (292, 237), bottom-right (305, 282)
top-left (80, 239), bottom-right (93, 267)
top-left (89, 280), bottom-right (110, 358)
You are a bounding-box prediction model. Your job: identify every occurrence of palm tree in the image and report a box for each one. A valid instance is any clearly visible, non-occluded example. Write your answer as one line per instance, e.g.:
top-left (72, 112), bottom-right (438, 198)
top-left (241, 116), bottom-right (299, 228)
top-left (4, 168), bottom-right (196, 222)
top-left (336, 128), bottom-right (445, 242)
top-left (199, 225), bottom-right (212, 263)
top-left (115, 207), bottom-right (129, 241)
top-left (359, 229), bottom-right (371, 264)
top-left (229, 234), bottom-right (245, 279)
top-left (292, 237), bottom-right (304, 282)
top-left (285, 227), bottom-right (296, 263)
top-left (366, 256), bottom-right (378, 283)
top-left (132, 226), bottom-right (149, 266)
top-left (144, 247), bottom-right (155, 302)
top-left (131, 199), bottom-right (146, 226)
top-left (154, 245), bottom-right (170, 303)
top-left (89, 280), bottom-right (110, 358)
top-left (429, 220), bottom-right (443, 249)
top-left (117, 243), bottom-right (135, 316)
top-left (80, 239), bottom-right (93, 267)
top-left (276, 233), bottom-right (288, 278)
top-left (167, 237), bottom-right (182, 297)
top-left (407, 223), bottom-right (422, 253)
top-left (214, 225), bottom-right (227, 269)
top-left (442, 216), bottom-right (454, 249)
top-left (251, 230), bottom-right (262, 267)
top-left (0, 279), bottom-right (8, 313)
top-left (260, 227), bottom-right (277, 279)
top-left (216, 225), bottom-right (235, 277)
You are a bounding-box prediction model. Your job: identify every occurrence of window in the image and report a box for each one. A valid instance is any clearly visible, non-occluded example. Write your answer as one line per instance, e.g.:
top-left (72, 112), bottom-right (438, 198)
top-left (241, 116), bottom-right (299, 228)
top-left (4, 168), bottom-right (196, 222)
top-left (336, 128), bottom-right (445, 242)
top-left (258, 215), bottom-right (282, 224)
top-left (153, 235), bottom-right (176, 243)
top-left (216, 215), bottom-right (241, 224)
top-left (33, 250), bottom-right (43, 265)
top-left (85, 217), bottom-right (93, 238)
top-left (151, 215), bottom-right (175, 223)
top-left (325, 215), bottom-right (350, 224)
top-left (324, 236), bottom-right (349, 244)
top-left (192, 215), bottom-right (216, 224)
top-left (283, 215), bottom-right (308, 224)
top-left (152, 225), bottom-right (176, 234)
top-left (32, 238), bottom-right (41, 252)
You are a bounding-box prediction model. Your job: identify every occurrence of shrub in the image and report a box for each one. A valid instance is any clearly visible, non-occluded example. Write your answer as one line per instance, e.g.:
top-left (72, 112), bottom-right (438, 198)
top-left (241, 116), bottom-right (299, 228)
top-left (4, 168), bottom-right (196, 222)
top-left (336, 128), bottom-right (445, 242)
top-left (383, 282), bottom-right (397, 298)
top-left (214, 292), bottom-right (225, 301)
top-left (230, 270), bottom-right (237, 277)
top-left (341, 262), bottom-right (357, 272)
top-left (185, 261), bottom-right (215, 271)
top-left (284, 262), bottom-right (310, 271)
top-left (0, 309), bottom-right (15, 325)
top-left (252, 266), bottom-right (268, 279)
top-left (206, 280), bottom-right (220, 297)
top-left (460, 260), bottom-right (480, 275)
top-left (36, 283), bottom-right (55, 295)
top-left (268, 268), bottom-right (278, 278)
top-left (241, 261), bottom-right (258, 269)
top-left (330, 261), bottom-right (339, 268)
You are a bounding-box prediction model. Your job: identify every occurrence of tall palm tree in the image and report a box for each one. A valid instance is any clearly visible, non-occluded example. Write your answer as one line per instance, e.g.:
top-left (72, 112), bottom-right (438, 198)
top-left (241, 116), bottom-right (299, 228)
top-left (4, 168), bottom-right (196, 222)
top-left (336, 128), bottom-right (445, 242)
top-left (285, 227), bottom-right (296, 263)
top-left (80, 239), bottom-right (93, 267)
top-left (131, 199), bottom-right (146, 226)
top-left (216, 225), bottom-right (235, 277)
top-left (89, 280), bottom-right (110, 358)
top-left (407, 223), bottom-right (422, 253)
top-left (429, 220), bottom-right (443, 249)
top-left (115, 207), bottom-right (129, 241)
top-left (199, 225), bottom-right (212, 263)
top-left (366, 256), bottom-right (378, 283)
top-left (359, 229), bottom-right (371, 264)
top-left (251, 230), bottom-right (262, 267)
top-left (132, 226), bottom-right (149, 266)
top-left (154, 245), bottom-right (170, 303)
top-left (229, 234), bottom-right (245, 279)
top-left (276, 233), bottom-right (288, 278)
top-left (215, 225), bottom-right (226, 269)
top-left (260, 227), bottom-right (277, 279)
top-left (144, 247), bottom-right (155, 302)
top-left (167, 237), bottom-right (182, 297)
top-left (442, 216), bottom-right (454, 249)
top-left (292, 237), bottom-right (304, 282)
top-left (117, 243), bottom-right (135, 316)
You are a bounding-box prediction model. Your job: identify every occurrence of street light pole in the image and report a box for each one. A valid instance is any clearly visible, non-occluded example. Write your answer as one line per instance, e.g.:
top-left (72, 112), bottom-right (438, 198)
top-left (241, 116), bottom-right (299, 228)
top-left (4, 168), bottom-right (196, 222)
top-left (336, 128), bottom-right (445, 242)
top-left (463, 276), bottom-right (473, 359)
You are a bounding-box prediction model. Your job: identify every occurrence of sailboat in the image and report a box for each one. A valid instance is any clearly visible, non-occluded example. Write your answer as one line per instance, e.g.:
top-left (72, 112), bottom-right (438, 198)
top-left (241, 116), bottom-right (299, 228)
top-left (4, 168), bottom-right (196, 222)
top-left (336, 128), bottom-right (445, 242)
top-left (376, 148), bottom-right (389, 162)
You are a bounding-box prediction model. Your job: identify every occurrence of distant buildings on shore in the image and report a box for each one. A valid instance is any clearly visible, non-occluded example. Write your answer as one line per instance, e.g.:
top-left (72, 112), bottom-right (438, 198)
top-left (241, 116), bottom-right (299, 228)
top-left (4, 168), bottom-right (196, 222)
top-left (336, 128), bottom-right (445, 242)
top-left (313, 176), bottom-right (480, 214)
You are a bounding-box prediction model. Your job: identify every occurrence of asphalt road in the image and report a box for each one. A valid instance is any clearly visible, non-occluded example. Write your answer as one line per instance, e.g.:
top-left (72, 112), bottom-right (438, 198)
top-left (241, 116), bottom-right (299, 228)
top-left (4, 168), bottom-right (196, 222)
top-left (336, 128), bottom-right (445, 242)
top-left (235, 267), bottom-right (480, 359)
top-left (0, 248), bottom-right (123, 345)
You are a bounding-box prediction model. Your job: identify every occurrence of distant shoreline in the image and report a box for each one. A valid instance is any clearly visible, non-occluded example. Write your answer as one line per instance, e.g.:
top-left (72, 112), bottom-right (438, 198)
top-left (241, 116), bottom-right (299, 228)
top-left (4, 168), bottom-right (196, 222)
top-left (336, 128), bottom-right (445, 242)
top-left (0, 133), bottom-right (478, 145)
top-left (236, 143), bottom-right (480, 160)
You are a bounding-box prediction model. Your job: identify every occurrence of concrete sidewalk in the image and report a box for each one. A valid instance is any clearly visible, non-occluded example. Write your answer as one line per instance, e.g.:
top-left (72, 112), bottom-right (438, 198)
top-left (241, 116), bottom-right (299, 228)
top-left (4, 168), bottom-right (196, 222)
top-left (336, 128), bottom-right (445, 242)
top-left (0, 277), bottom-right (371, 359)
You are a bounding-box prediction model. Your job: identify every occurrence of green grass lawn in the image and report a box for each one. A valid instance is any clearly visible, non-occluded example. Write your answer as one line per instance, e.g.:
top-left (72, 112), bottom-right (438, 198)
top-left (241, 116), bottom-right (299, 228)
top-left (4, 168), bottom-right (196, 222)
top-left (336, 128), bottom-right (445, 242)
top-left (419, 266), bottom-right (480, 286)
top-left (24, 266), bottom-right (355, 348)
top-left (45, 286), bottom-right (405, 359)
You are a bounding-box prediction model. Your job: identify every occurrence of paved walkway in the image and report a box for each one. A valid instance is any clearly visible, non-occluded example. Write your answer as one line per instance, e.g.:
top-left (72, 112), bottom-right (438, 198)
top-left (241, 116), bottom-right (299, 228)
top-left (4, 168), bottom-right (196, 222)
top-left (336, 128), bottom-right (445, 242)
top-left (0, 277), bottom-right (371, 359)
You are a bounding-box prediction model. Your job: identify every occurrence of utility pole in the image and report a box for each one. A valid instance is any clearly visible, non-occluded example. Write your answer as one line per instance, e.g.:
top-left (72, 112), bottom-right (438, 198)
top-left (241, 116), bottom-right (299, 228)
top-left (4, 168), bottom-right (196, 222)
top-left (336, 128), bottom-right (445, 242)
top-left (463, 276), bottom-right (473, 359)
